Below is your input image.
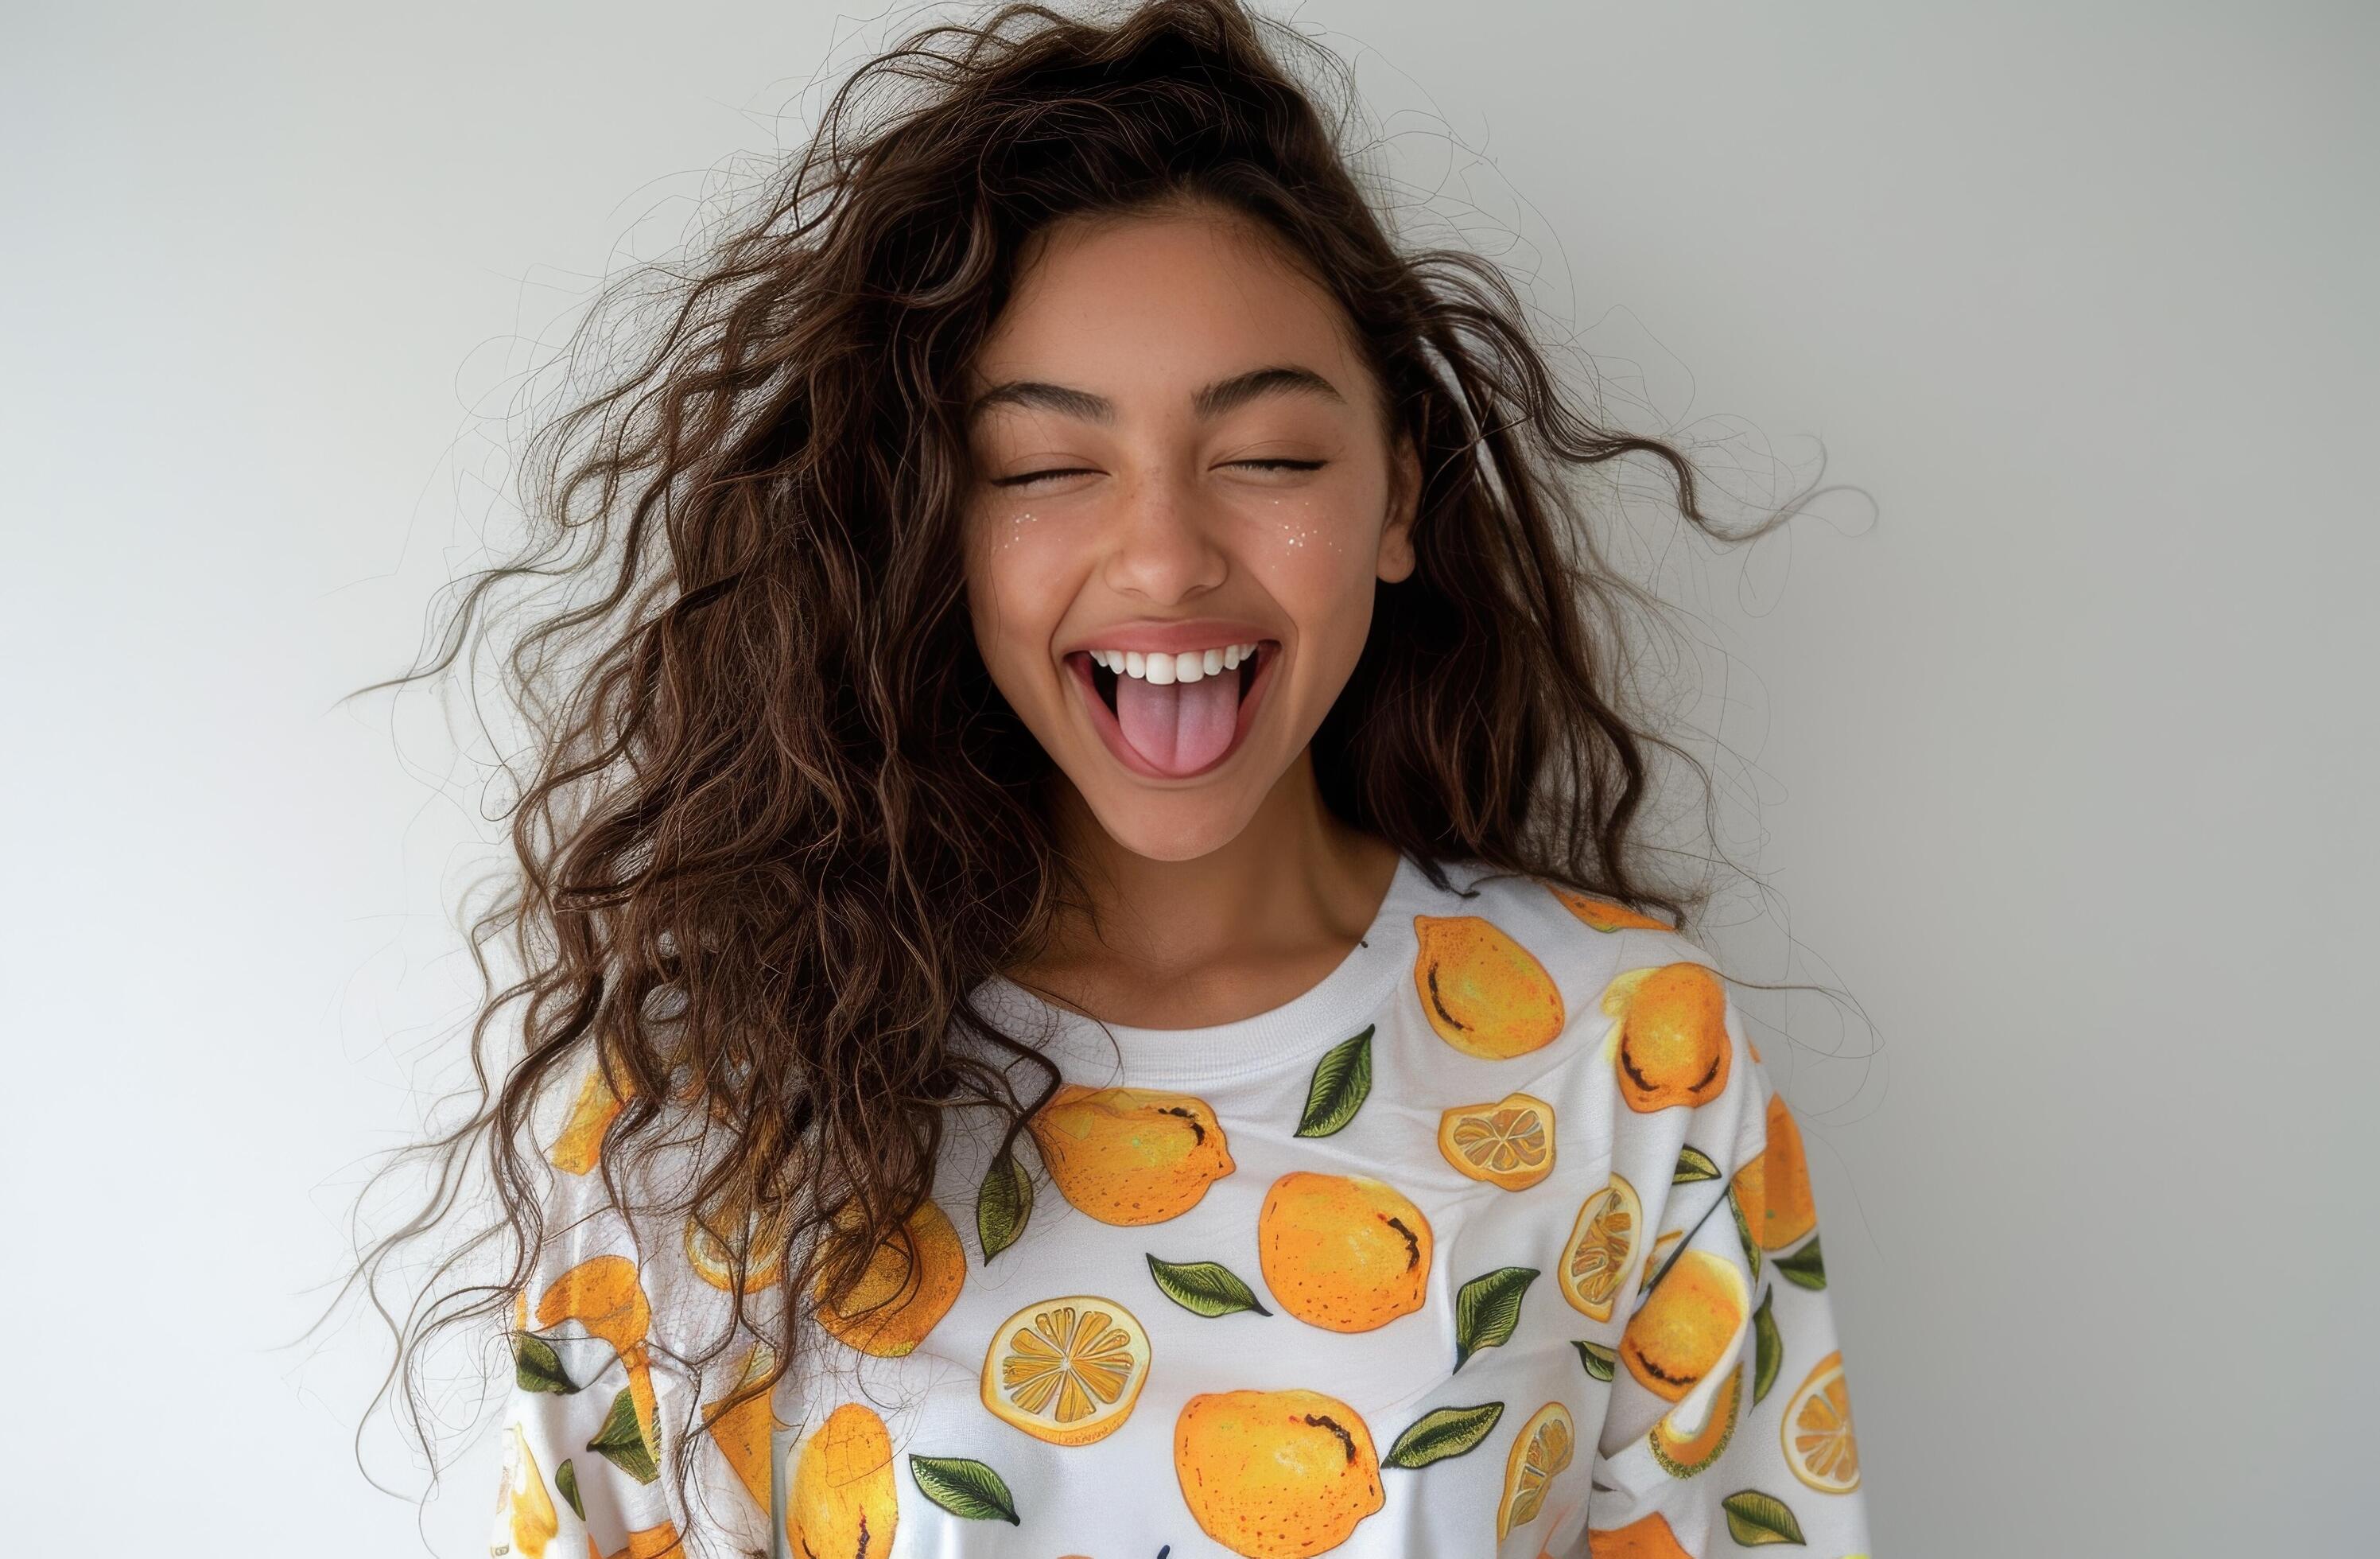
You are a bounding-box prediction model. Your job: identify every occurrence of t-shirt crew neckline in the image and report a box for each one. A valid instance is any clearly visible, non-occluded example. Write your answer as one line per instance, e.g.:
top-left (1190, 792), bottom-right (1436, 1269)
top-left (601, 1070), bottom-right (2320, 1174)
top-left (980, 849), bottom-right (1438, 1085)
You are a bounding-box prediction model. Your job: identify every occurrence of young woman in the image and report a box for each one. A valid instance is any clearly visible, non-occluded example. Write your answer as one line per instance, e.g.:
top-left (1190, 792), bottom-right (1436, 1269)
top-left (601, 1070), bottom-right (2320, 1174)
top-left (371, 2), bottom-right (1873, 1556)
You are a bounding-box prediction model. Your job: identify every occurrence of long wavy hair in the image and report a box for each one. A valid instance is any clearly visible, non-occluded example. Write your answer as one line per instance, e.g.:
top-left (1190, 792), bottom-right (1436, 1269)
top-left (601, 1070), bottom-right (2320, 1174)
top-left (337, 0), bottom-right (1815, 1540)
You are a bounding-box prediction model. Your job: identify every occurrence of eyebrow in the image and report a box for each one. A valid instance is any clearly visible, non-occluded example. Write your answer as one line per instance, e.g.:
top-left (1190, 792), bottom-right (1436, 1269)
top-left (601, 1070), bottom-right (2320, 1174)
top-left (964, 364), bottom-right (1349, 426)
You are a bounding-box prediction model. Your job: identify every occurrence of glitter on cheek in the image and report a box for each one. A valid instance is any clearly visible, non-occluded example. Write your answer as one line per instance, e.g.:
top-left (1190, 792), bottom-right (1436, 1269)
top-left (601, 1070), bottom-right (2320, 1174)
top-left (1263, 494), bottom-right (1340, 553)
top-left (991, 510), bottom-right (1039, 552)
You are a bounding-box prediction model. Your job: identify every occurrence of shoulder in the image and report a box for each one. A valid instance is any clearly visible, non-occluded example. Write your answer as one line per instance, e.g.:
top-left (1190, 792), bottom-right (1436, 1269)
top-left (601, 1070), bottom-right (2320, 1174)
top-left (1406, 860), bottom-right (1763, 1128)
top-left (1406, 857), bottom-right (1683, 939)
top-left (1406, 858), bottom-right (1718, 1005)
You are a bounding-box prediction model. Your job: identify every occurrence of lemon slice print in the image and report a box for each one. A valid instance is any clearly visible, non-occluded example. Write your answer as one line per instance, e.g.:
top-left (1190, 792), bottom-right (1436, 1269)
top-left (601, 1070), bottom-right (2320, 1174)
top-left (1782, 1348), bottom-right (1860, 1492)
top-left (980, 1294), bottom-right (1151, 1447)
top-left (1437, 1092), bottom-right (1556, 1191)
top-left (1556, 1173), bottom-right (1640, 1320)
top-left (1496, 1401), bottom-right (1575, 1538)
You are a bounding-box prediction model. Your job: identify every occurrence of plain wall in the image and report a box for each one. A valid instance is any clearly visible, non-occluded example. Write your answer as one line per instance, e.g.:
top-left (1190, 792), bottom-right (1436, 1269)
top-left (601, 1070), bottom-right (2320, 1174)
top-left (4, 2), bottom-right (2370, 1553)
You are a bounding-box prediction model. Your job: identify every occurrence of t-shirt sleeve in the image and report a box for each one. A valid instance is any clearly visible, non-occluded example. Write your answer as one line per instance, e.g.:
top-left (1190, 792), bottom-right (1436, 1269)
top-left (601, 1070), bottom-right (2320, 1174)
top-left (487, 1055), bottom-right (780, 1559)
top-left (1577, 961), bottom-right (1873, 1558)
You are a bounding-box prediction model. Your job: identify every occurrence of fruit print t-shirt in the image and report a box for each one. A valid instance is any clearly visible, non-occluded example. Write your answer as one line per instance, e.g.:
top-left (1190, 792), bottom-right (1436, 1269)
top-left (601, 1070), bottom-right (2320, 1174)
top-left (490, 851), bottom-right (1874, 1559)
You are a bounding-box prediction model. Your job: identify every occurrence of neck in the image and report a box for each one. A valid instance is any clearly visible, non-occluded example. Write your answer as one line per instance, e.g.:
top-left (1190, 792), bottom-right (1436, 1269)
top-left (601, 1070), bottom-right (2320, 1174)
top-left (1018, 752), bottom-right (1403, 1026)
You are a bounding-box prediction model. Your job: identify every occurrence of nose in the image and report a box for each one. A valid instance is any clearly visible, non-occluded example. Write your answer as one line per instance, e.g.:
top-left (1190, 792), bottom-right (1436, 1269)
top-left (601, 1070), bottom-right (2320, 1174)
top-left (1099, 465), bottom-right (1229, 605)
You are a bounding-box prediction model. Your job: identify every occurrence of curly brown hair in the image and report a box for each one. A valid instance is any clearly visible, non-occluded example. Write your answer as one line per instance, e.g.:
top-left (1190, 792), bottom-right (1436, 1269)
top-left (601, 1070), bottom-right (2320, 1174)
top-left (332, 0), bottom-right (1814, 1542)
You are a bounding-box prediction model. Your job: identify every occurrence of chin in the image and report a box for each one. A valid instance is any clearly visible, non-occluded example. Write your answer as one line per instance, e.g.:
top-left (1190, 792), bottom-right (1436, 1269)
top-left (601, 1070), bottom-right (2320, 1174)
top-left (1070, 784), bottom-right (1268, 864)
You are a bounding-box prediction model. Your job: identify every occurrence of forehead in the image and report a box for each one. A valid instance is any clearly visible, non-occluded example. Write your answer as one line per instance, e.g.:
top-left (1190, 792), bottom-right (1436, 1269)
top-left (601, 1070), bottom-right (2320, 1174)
top-left (968, 206), bottom-right (1363, 400)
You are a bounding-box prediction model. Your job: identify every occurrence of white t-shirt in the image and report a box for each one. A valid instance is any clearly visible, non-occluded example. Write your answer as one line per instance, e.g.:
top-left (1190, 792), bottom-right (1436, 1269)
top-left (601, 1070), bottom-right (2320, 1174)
top-left (489, 852), bottom-right (1873, 1559)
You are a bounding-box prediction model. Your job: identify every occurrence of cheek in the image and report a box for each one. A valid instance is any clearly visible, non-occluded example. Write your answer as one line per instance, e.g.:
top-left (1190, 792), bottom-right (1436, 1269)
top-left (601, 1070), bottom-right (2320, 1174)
top-left (1238, 488), bottom-right (1373, 612)
top-left (963, 505), bottom-right (1072, 663)
top-left (976, 502), bottom-right (1053, 564)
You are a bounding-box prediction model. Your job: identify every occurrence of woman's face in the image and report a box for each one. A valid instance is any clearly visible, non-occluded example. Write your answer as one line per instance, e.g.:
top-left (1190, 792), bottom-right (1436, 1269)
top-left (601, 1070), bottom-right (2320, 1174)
top-left (961, 204), bottom-right (1419, 864)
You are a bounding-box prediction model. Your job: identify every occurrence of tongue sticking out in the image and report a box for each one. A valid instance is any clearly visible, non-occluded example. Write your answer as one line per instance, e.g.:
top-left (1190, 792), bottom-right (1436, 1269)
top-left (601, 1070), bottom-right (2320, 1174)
top-left (1113, 664), bottom-right (1243, 776)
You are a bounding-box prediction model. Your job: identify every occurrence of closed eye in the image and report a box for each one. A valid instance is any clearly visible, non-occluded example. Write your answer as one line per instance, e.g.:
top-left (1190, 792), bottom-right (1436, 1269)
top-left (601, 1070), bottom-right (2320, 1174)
top-left (990, 467), bottom-right (1093, 488)
top-left (991, 458), bottom-right (1327, 489)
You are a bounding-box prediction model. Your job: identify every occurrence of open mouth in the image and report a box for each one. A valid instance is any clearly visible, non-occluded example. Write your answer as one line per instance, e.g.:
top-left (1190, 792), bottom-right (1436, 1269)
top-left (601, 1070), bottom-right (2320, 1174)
top-left (1065, 640), bottom-right (1279, 781)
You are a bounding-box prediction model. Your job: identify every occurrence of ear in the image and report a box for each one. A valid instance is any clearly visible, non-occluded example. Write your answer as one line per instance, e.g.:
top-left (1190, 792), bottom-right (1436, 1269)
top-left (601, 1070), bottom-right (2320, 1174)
top-left (1376, 430), bottom-right (1422, 585)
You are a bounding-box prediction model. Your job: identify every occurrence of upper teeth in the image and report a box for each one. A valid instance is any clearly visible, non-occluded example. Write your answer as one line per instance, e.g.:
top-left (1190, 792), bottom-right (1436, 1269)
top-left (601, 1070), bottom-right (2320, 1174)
top-left (1088, 641), bottom-right (1262, 685)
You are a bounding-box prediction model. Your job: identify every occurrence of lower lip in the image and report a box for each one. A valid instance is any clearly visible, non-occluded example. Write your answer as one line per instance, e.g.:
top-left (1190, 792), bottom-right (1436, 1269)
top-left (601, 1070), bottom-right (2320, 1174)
top-left (1065, 643), bottom-right (1280, 782)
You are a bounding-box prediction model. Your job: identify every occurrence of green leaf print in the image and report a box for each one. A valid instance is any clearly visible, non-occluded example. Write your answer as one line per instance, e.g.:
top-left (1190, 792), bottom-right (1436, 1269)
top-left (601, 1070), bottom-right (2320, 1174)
top-left (1451, 1265), bottom-right (1539, 1372)
top-left (1671, 1145), bottom-right (1723, 1184)
top-left (1294, 1025), bottom-right (1374, 1137)
top-left (586, 1386), bottom-right (658, 1484)
top-left (512, 1332), bottom-right (576, 1395)
top-left (1775, 1234), bottom-right (1827, 1290)
top-left (1382, 1402), bottom-right (1505, 1469)
top-left (1752, 1289), bottom-right (1783, 1406)
top-left (1729, 1185), bottom-right (1764, 1284)
top-left (1145, 1254), bottom-right (1272, 1317)
top-left (1571, 1339), bottom-right (1617, 1382)
top-left (976, 1146), bottom-right (1035, 1263)
top-left (553, 1458), bottom-right (585, 1522)
top-left (909, 1454), bottom-right (1022, 1523)
top-left (1720, 1488), bottom-right (1807, 1545)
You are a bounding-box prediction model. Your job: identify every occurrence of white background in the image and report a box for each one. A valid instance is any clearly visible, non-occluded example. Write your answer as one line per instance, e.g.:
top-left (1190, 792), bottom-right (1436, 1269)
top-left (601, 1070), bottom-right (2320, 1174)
top-left (4, 2), bottom-right (2370, 1554)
